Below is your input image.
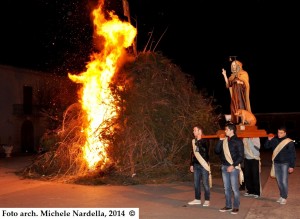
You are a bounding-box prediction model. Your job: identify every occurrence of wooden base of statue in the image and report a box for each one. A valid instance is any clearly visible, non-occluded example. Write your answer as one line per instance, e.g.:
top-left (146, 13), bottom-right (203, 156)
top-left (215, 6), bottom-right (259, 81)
top-left (202, 125), bottom-right (268, 139)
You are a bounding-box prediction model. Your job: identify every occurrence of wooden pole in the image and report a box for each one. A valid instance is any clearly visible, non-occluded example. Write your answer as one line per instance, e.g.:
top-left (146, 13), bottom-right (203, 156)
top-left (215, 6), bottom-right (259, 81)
top-left (122, 0), bottom-right (137, 56)
top-left (202, 125), bottom-right (269, 139)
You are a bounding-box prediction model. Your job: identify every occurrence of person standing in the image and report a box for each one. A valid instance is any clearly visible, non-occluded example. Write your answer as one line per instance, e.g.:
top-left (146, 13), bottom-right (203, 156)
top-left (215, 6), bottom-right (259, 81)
top-left (243, 137), bottom-right (261, 198)
top-left (215, 123), bottom-right (244, 215)
top-left (264, 126), bottom-right (296, 205)
top-left (188, 125), bottom-right (211, 207)
top-left (222, 60), bottom-right (251, 124)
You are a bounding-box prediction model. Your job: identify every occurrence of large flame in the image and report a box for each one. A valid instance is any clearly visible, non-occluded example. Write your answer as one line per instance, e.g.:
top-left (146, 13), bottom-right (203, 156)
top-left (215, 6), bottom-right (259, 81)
top-left (68, 0), bottom-right (136, 170)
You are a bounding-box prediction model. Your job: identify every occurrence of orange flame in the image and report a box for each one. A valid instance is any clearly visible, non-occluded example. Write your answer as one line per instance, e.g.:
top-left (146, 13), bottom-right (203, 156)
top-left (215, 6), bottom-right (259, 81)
top-left (68, 0), bottom-right (136, 170)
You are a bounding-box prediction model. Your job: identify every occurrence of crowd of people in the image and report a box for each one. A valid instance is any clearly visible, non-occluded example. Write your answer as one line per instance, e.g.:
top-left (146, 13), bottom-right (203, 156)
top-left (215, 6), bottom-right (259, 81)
top-left (187, 59), bottom-right (297, 215)
top-left (188, 123), bottom-right (296, 215)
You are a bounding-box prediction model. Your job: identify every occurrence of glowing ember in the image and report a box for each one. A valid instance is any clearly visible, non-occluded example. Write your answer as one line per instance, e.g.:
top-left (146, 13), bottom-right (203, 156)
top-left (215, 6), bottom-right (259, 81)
top-left (68, 0), bottom-right (136, 170)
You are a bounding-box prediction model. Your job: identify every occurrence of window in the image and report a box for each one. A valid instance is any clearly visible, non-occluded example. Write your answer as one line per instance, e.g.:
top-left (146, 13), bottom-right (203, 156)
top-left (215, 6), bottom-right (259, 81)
top-left (23, 85), bottom-right (32, 114)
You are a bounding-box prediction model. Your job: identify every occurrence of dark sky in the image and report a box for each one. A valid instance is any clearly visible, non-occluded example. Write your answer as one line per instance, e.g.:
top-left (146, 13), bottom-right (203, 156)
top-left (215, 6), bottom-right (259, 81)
top-left (0, 0), bottom-right (299, 114)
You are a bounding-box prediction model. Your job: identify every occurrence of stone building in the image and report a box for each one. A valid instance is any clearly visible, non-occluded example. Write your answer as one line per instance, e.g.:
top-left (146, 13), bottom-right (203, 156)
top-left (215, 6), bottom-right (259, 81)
top-left (0, 65), bottom-right (77, 156)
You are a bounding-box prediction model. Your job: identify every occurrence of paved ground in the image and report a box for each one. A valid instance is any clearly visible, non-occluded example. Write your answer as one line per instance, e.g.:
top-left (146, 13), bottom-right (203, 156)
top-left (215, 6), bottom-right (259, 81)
top-left (0, 149), bottom-right (299, 219)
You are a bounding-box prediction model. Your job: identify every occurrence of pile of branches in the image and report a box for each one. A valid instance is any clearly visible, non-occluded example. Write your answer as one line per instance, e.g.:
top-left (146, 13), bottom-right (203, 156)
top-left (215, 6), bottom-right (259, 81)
top-left (106, 51), bottom-right (221, 182)
top-left (21, 51), bottom-right (222, 184)
top-left (20, 103), bottom-right (90, 181)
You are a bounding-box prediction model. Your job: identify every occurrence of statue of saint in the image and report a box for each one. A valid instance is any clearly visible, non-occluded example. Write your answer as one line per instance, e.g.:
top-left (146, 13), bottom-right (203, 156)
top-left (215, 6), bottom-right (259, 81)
top-left (222, 60), bottom-right (251, 124)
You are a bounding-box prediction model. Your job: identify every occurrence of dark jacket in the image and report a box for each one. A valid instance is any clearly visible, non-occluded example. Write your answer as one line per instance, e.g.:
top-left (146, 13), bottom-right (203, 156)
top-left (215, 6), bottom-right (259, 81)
top-left (214, 135), bottom-right (244, 167)
top-left (190, 138), bottom-right (209, 166)
top-left (264, 136), bottom-right (296, 168)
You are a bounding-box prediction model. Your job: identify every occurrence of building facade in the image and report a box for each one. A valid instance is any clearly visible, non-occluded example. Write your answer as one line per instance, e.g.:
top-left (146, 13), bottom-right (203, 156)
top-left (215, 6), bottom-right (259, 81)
top-left (0, 65), bottom-right (77, 155)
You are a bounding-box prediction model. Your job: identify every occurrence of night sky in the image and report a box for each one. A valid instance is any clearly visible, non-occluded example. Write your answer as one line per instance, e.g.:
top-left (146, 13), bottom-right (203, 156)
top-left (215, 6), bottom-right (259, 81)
top-left (0, 0), bottom-right (299, 114)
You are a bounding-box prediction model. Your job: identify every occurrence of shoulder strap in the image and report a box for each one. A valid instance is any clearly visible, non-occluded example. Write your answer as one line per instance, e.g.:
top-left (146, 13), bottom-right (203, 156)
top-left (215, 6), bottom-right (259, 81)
top-left (243, 138), bottom-right (260, 160)
top-left (272, 138), bottom-right (293, 161)
top-left (223, 138), bottom-right (233, 164)
top-left (192, 139), bottom-right (210, 171)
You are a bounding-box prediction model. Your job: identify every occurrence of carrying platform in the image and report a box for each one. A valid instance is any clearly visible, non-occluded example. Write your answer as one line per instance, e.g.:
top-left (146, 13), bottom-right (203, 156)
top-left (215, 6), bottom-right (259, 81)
top-left (202, 125), bottom-right (268, 139)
